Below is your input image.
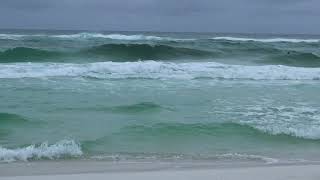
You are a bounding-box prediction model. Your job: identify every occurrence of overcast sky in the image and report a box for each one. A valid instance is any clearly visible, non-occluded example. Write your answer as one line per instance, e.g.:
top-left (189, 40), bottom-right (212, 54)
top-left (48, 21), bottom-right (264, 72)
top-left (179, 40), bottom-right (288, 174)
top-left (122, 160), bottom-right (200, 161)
top-left (0, 0), bottom-right (319, 34)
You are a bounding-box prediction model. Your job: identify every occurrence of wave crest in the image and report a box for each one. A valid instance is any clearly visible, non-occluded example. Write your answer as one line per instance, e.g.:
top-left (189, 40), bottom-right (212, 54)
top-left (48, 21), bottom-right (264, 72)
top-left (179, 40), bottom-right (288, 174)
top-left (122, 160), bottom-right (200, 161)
top-left (212, 37), bottom-right (320, 43)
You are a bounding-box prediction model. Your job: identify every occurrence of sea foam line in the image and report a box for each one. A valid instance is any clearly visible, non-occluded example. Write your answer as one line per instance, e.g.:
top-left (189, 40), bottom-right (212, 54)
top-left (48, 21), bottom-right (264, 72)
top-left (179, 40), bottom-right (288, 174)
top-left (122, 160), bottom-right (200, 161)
top-left (212, 37), bottom-right (320, 43)
top-left (90, 153), bottom-right (279, 164)
top-left (0, 140), bottom-right (82, 162)
top-left (1, 61), bottom-right (320, 80)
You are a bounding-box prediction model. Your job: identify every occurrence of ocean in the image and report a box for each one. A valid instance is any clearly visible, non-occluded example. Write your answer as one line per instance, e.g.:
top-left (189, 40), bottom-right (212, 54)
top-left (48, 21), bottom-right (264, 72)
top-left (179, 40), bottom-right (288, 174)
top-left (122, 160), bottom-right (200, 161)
top-left (1, 30), bottom-right (320, 164)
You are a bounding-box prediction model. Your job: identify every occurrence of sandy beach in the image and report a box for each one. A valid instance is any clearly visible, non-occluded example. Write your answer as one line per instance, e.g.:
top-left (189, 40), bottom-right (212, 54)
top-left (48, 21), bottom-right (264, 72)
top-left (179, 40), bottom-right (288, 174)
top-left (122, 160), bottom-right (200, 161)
top-left (1, 161), bottom-right (320, 180)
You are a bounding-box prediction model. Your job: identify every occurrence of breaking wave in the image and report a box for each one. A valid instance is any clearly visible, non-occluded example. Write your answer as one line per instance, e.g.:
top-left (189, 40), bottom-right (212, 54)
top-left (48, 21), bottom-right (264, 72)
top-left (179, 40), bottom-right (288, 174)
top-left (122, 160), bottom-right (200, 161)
top-left (0, 140), bottom-right (82, 162)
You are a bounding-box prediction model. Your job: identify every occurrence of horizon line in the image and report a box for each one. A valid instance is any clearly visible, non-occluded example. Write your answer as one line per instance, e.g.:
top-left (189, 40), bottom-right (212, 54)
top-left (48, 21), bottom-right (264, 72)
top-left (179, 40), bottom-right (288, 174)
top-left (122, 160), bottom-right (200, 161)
top-left (0, 28), bottom-right (319, 36)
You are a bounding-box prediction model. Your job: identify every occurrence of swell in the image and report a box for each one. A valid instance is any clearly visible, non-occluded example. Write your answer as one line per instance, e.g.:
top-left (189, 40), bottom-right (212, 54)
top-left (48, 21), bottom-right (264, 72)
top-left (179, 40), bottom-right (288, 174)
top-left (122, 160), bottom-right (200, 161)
top-left (106, 102), bottom-right (163, 114)
top-left (0, 44), bottom-right (215, 62)
top-left (0, 47), bottom-right (62, 62)
top-left (84, 43), bottom-right (215, 60)
top-left (0, 112), bottom-right (28, 125)
top-left (1, 43), bottom-right (319, 67)
top-left (0, 113), bottom-right (30, 140)
top-left (60, 102), bottom-right (164, 114)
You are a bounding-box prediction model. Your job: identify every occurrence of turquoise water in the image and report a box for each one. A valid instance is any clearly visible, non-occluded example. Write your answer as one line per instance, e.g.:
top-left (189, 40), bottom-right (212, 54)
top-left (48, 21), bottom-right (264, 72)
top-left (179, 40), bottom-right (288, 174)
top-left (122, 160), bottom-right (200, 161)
top-left (1, 30), bottom-right (320, 163)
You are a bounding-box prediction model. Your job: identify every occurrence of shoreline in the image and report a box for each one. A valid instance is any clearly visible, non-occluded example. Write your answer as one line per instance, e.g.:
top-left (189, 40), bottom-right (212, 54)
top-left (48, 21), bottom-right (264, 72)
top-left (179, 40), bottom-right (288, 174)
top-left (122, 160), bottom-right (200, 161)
top-left (1, 160), bottom-right (320, 179)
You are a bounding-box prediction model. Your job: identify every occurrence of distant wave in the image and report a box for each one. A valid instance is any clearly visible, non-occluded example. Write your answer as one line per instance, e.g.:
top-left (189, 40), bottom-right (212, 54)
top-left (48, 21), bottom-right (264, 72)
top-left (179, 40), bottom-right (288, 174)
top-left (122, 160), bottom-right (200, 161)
top-left (0, 140), bottom-right (82, 162)
top-left (0, 33), bottom-right (194, 41)
top-left (212, 37), bottom-right (320, 43)
top-left (53, 33), bottom-right (195, 41)
top-left (0, 44), bottom-right (214, 62)
top-left (1, 61), bottom-right (320, 80)
top-left (1, 33), bottom-right (319, 43)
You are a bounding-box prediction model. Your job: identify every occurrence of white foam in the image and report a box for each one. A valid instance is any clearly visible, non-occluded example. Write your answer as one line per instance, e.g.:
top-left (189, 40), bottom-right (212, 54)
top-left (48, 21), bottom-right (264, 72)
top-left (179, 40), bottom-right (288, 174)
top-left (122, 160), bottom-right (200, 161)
top-left (1, 61), bottom-right (320, 80)
top-left (90, 153), bottom-right (279, 164)
top-left (212, 37), bottom-right (320, 43)
top-left (0, 140), bottom-right (82, 162)
top-left (237, 106), bottom-right (320, 139)
top-left (219, 153), bottom-right (279, 164)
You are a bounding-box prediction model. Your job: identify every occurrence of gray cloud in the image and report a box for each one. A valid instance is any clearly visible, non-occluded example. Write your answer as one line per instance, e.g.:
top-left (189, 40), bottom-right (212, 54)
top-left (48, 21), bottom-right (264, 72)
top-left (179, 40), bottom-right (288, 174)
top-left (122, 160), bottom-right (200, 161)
top-left (0, 0), bottom-right (319, 34)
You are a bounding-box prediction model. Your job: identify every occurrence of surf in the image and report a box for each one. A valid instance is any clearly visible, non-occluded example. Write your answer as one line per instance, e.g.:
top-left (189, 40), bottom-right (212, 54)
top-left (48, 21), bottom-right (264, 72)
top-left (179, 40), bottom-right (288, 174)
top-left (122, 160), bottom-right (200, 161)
top-left (1, 61), bottom-right (320, 80)
top-left (0, 140), bottom-right (82, 162)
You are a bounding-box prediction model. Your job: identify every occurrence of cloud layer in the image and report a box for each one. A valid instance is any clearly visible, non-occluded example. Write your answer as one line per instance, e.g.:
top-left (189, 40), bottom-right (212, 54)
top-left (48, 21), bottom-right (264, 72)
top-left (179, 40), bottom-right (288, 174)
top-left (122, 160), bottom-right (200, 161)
top-left (0, 0), bottom-right (319, 34)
